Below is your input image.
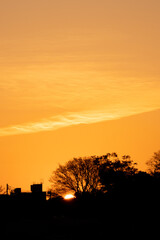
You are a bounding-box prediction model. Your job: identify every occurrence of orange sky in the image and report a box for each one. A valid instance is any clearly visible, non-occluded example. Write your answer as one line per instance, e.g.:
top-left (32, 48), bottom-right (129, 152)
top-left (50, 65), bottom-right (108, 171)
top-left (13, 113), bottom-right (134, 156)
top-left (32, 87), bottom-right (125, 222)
top-left (0, 0), bottom-right (160, 191)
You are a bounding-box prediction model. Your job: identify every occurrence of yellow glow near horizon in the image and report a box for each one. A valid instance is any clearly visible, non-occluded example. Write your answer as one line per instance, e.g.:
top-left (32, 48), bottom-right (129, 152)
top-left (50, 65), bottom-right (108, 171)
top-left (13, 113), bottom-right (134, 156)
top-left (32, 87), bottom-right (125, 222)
top-left (64, 194), bottom-right (75, 200)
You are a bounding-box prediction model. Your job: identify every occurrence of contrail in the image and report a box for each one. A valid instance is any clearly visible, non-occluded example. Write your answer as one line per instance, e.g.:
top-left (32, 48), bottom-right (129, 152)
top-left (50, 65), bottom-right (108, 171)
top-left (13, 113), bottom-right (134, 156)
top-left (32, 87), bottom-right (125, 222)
top-left (0, 108), bottom-right (157, 137)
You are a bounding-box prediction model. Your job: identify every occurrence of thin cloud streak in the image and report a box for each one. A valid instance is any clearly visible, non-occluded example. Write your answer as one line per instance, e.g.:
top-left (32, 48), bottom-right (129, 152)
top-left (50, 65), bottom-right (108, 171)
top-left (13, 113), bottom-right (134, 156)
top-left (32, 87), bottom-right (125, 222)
top-left (0, 108), bottom-right (158, 137)
top-left (0, 111), bottom-right (117, 137)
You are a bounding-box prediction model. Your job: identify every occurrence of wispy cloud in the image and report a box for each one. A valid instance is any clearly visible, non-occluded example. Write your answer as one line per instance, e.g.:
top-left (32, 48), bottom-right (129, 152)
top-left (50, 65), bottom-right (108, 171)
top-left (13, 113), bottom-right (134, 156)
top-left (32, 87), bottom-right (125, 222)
top-left (0, 108), bottom-right (158, 137)
top-left (0, 111), bottom-right (116, 137)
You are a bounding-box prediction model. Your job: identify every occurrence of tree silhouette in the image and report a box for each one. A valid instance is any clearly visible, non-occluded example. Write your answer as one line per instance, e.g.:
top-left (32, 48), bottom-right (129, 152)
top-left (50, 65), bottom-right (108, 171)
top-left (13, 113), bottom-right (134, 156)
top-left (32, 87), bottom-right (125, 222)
top-left (0, 185), bottom-right (4, 194)
top-left (49, 153), bottom-right (138, 197)
top-left (99, 153), bottom-right (138, 193)
top-left (146, 150), bottom-right (160, 176)
top-left (49, 156), bottom-right (102, 196)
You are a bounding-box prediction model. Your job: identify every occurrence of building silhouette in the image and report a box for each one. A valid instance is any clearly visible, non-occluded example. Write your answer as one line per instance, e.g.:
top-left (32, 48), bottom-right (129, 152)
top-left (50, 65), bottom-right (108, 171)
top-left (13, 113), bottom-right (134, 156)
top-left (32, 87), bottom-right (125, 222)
top-left (0, 183), bottom-right (46, 201)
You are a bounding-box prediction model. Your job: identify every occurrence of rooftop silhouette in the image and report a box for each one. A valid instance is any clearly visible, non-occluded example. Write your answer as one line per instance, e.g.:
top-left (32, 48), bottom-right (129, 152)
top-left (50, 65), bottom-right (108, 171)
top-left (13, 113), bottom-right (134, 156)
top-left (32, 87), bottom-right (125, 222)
top-left (0, 183), bottom-right (46, 202)
top-left (0, 151), bottom-right (160, 239)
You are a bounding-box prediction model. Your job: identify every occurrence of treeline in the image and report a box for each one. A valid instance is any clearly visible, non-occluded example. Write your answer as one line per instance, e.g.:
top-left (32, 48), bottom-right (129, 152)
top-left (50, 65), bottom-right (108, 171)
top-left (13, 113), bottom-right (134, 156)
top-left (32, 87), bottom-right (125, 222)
top-left (46, 151), bottom-right (160, 238)
top-left (2, 151), bottom-right (160, 238)
top-left (49, 151), bottom-right (160, 199)
top-left (48, 150), bottom-right (160, 214)
top-left (48, 151), bottom-right (160, 212)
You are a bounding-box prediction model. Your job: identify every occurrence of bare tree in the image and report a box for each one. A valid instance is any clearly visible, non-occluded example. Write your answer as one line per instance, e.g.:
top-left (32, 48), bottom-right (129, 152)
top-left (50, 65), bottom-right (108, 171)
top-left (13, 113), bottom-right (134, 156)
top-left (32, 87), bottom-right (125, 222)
top-left (49, 156), bottom-right (102, 196)
top-left (49, 153), bottom-right (138, 197)
top-left (146, 150), bottom-right (160, 175)
top-left (0, 185), bottom-right (5, 194)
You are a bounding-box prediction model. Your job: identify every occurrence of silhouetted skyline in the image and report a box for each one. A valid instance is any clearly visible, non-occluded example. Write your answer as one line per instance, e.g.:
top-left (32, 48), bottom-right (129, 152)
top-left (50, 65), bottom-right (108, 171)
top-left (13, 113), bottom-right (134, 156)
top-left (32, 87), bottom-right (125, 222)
top-left (1, 152), bottom-right (160, 239)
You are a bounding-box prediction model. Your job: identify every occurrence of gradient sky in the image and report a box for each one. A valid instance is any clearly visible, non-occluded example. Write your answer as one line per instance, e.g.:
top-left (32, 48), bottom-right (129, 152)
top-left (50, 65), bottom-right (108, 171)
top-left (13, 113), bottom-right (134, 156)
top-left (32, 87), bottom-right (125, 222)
top-left (0, 0), bottom-right (160, 191)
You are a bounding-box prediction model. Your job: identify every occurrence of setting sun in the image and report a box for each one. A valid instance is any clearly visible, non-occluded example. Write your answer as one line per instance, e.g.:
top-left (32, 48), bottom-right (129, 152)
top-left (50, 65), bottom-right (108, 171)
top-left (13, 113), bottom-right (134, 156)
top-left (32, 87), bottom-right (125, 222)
top-left (64, 194), bottom-right (75, 200)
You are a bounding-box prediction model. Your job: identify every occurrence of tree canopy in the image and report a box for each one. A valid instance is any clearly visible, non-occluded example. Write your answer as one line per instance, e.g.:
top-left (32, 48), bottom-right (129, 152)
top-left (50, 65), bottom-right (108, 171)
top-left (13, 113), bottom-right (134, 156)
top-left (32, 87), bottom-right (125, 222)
top-left (146, 150), bottom-right (160, 176)
top-left (49, 156), bottom-right (102, 196)
top-left (99, 153), bottom-right (138, 192)
top-left (49, 153), bottom-right (138, 196)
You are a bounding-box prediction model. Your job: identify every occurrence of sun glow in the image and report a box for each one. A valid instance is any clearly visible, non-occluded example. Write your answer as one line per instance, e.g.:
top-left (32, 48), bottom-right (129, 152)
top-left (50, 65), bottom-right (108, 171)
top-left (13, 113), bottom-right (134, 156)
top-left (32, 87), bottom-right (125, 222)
top-left (64, 194), bottom-right (75, 200)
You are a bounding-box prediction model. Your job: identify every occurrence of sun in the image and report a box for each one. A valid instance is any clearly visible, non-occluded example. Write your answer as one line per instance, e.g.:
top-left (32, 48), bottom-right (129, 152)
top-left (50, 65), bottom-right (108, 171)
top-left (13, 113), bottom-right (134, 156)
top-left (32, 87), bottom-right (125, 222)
top-left (64, 194), bottom-right (75, 200)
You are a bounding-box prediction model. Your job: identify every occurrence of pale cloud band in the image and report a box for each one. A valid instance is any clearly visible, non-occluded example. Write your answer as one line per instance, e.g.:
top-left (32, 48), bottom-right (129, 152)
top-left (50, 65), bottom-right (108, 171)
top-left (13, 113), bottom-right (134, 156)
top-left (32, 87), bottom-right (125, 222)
top-left (0, 111), bottom-right (118, 137)
top-left (0, 108), bottom-right (158, 137)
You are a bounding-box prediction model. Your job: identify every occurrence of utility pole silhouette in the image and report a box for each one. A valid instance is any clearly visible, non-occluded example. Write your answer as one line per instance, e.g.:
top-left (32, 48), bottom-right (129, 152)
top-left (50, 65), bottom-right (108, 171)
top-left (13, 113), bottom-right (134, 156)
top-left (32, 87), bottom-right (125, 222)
top-left (6, 184), bottom-right (9, 195)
